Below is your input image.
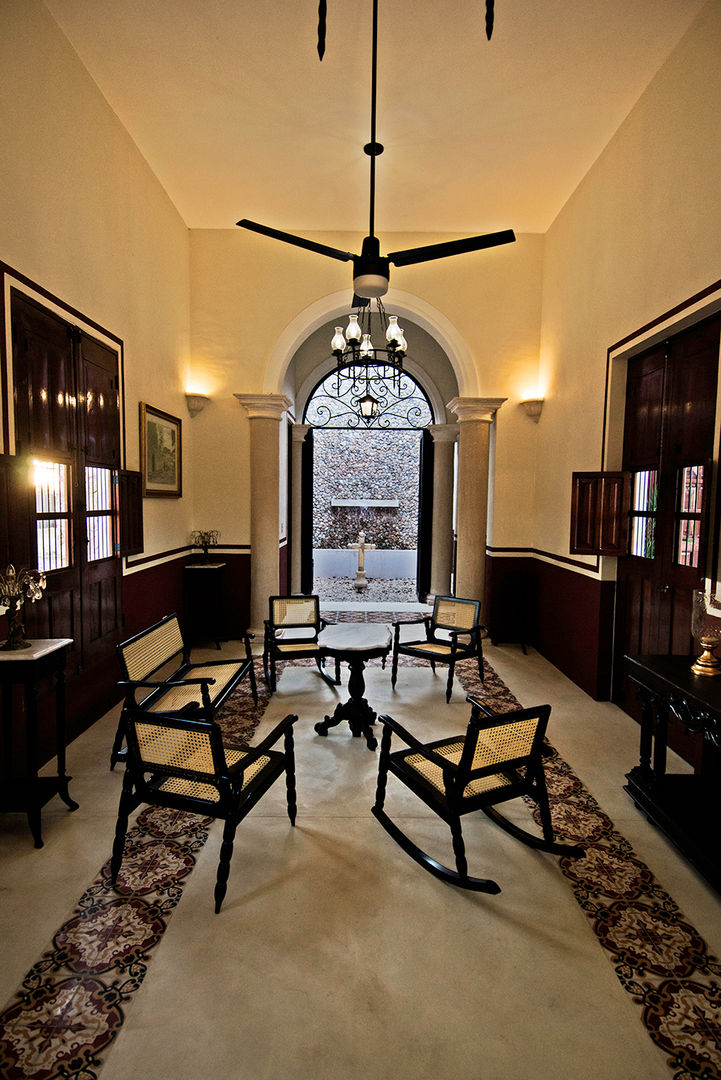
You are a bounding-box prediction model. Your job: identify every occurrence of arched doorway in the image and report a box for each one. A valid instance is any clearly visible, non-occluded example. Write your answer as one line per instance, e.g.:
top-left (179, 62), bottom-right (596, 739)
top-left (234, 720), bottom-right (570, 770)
top-left (303, 361), bottom-right (434, 602)
top-left (287, 309), bottom-right (460, 605)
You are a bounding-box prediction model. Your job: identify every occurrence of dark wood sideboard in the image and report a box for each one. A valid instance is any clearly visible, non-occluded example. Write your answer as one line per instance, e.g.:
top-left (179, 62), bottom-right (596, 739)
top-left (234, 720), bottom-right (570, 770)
top-left (625, 654), bottom-right (721, 894)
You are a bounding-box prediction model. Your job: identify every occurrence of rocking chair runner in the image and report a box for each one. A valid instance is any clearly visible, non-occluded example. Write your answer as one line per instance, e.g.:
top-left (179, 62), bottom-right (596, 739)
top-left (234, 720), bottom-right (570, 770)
top-left (391, 595), bottom-right (485, 702)
top-left (263, 594), bottom-right (339, 692)
top-left (110, 707), bottom-right (298, 913)
top-left (372, 696), bottom-right (583, 892)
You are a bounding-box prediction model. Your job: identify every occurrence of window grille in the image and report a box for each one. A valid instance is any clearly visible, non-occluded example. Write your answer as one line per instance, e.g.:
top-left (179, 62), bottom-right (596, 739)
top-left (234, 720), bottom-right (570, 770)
top-left (675, 464), bottom-right (704, 568)
top-left (630, 469), bottom-right (658, 559)
top-left (85, 466), bottom-right (114, 561)
top-left (34, 460), bottom-right (71, 572)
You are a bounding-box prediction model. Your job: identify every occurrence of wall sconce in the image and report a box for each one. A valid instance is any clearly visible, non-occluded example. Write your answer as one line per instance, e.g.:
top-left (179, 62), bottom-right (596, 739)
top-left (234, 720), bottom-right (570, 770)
top-left (521, 398), bottom-right (544, 422)
top-left (185, 393), bottom-right (210, 418)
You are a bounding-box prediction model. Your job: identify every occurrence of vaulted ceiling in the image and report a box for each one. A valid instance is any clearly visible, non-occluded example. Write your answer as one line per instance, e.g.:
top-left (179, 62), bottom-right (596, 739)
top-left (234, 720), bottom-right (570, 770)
top-left (44, 0), bottom-right (707, 236)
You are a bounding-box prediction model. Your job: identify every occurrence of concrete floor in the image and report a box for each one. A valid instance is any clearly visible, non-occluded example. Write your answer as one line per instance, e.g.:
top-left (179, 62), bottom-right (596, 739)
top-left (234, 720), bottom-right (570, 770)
top-left (1, 639), bottom-right (720, 1079)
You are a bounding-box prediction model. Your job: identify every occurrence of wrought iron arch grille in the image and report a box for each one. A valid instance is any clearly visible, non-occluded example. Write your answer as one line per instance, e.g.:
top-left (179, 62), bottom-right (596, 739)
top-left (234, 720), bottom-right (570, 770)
top-left (303, 361), bottom-right (433, 429)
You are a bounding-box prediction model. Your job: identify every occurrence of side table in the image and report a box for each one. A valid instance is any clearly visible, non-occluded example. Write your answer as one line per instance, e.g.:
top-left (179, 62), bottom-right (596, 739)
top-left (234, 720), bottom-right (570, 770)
top-left (315, 623), bottom-right (392, 751)
top-left (0, 638), bottom-right (78, 847)
top-left (183, 562), bottom-right (226, 648)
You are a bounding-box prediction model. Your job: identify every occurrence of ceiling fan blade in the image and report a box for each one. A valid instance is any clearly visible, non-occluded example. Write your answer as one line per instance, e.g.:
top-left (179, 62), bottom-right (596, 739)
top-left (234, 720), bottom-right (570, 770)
top-left (237, 219), bottom-right (354, 263)
top-left (387, 229), bottom-right (516, 268)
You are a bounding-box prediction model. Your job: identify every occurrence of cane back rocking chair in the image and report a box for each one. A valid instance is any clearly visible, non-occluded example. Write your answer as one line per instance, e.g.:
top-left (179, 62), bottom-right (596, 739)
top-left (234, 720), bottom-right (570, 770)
top-left (372, 696), bottom-right (582, 892)
top-left (391, 595), bottom-right (484, 702)
top-left (110, 707), bottom-right (297, 912)
top-left (263, 595), bottom-right (339, 692)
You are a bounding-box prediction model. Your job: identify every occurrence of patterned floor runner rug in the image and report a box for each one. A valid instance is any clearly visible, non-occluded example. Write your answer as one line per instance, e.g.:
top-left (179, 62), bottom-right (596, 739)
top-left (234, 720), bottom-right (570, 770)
top-left (1, 636), bottom-right (719, 1080)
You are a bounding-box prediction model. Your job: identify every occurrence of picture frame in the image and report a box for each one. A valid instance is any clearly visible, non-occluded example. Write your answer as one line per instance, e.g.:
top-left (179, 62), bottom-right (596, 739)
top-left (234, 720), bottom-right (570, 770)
top-left (140, 403), bottom-right (182, 497)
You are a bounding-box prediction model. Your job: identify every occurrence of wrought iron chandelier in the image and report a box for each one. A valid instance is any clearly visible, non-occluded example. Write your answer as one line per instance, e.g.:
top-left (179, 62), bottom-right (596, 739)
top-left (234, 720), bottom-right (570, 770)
top-left (329, 299), bottom-right (408, 422)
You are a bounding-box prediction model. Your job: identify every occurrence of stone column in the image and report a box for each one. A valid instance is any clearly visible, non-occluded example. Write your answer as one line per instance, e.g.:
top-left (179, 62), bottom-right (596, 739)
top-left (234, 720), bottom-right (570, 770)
top-left (235, 393), bottom-right (292, 634)
top-left (446, 397), bottom-right (506, 605)
top-left (290, 423), bottom-right (310, 593)
top-left (427, 424), bottom-right (458, 598)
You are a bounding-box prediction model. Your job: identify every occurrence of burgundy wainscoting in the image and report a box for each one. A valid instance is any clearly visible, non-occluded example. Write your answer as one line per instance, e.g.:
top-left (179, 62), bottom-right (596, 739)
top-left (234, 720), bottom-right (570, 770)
top-left (219, 551), bottom-right (252, 637)
top-left (486, 554), bottom-right (615, 701)
top-left (122, 558), bottom-right (187, 638)
top-left (123, 551), bottom-right (251, 639)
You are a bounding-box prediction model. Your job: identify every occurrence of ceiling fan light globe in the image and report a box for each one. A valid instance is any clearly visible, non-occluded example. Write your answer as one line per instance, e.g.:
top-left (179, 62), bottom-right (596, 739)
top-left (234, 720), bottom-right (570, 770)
top-left (353, 273), bottom-right (389, 298)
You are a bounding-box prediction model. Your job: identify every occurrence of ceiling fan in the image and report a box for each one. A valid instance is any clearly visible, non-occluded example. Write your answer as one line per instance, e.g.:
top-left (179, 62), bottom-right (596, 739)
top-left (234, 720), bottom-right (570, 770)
top-left (237, 0), bottom-right (515, 299)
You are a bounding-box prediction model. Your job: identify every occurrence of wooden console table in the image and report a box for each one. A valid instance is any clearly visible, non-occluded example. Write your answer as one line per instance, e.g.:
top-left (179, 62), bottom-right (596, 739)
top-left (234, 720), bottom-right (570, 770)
top-left (625, 654), bottom-right (721, 893)
top-left (0, 638), bottom-right (78, 847)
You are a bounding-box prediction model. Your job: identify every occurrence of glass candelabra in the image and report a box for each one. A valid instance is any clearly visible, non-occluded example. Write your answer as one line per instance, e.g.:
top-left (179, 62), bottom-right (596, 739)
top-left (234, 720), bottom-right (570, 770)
top-left (190, 529), bottom-right (220, 561)
top-left (0, 564), bottom-right (46, 651)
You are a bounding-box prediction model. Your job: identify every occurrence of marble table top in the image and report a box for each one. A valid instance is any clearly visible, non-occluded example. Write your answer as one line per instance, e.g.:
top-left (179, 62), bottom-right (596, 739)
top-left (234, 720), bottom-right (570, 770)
top-left (318, 623), bottom-right (392, 654)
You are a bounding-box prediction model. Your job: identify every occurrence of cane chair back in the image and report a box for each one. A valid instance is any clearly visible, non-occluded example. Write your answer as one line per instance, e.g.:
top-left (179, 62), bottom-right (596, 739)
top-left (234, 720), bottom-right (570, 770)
top-left (391, 595), bottom-right (485, 702)
top-left (372, 697), bottom-right (582, 892)
top-left (119, 615), bottom-right (185, 682)
top-left (111, 708), bottom-right (298, 912)
top-left (433, 596), bottom-right (481, 634)
top-left (271, 595), bottom-right (320, 630)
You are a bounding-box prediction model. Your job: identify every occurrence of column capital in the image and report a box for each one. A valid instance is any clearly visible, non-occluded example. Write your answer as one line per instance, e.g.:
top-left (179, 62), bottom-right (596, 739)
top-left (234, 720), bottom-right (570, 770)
top-left (234, 393), bottom-right (292, 420)
top-left (447, 397), bottom-right (507, 423)
top-left (427, 423), bottom-right (459, 444)
top-left (291, 423), bottom-right (312, 443)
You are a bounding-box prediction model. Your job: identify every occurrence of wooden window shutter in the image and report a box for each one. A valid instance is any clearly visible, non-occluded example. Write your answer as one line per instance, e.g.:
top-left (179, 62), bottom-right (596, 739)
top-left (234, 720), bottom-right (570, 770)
top-left (570, 471), bottom-right (630, 556)
top-left (117, 469), bottom-right (144, 556)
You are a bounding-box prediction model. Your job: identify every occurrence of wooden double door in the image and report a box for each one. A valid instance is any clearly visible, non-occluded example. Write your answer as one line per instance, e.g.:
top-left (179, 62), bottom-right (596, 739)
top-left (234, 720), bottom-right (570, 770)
top-left (614, 314), bottom-right (721, 763)
top-left (8, 291), bottom-right (124, 678)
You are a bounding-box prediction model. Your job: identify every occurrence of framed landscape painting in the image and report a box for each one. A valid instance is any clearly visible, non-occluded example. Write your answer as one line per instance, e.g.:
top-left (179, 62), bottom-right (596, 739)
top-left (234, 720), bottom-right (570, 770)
top-left (140, 403), bottom-right (182, 497)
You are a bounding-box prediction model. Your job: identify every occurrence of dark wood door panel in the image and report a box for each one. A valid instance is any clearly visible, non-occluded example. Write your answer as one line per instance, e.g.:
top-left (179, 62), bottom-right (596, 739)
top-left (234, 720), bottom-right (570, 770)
top-left (11, 291), bottom-right (77, 457)
top-left (79, 334), bottom-right (120, 465)
top-left (614, 314), bottom-right (721, 768)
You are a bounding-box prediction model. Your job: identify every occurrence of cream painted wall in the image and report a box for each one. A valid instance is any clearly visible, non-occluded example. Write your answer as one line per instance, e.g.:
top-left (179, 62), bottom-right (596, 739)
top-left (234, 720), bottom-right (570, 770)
top-left (7, 0), bottom-right (716, 575)
top-left (0, 0), bottom-right (193, 560)
top-left (188, 228), bottom-right (544, 548)
top-left (537, 0), bottom-right (721, 563)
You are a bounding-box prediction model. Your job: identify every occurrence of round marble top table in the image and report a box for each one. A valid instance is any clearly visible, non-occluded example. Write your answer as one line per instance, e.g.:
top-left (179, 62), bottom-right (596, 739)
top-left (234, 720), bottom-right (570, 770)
top-left (315, 623), bottom-right (392, 750)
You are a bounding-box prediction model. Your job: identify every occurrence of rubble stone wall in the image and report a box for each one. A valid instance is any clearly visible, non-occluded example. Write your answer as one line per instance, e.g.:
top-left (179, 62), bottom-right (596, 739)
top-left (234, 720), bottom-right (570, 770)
top-left (313, 429), bottom-right (421, 550)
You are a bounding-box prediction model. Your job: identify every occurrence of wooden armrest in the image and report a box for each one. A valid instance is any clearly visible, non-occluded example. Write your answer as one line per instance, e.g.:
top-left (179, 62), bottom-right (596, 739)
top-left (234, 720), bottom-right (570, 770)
top-left (189, 658), bottom-right (249, 671)
top-left (233, 713), bottom-right (297, 769)
top-left (377, 714), bottom-right (460, 775)
top-left (466, 694), bottom-right (498, 718)
top-left (391, 616), bottom-right (426, 628)
top-left (118, 679), bottom-right (169, 690)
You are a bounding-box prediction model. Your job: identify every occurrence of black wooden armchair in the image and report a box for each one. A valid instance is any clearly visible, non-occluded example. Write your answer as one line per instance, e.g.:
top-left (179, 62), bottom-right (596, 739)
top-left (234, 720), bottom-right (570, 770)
top-left (110, 707), bottom-right (298, 913)
top-left (391, 595), bottom-right (484, 702)
top-left (263, 594), bottom-right (339, 692)
top-left (372, 696), bottom-right (583, 892)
